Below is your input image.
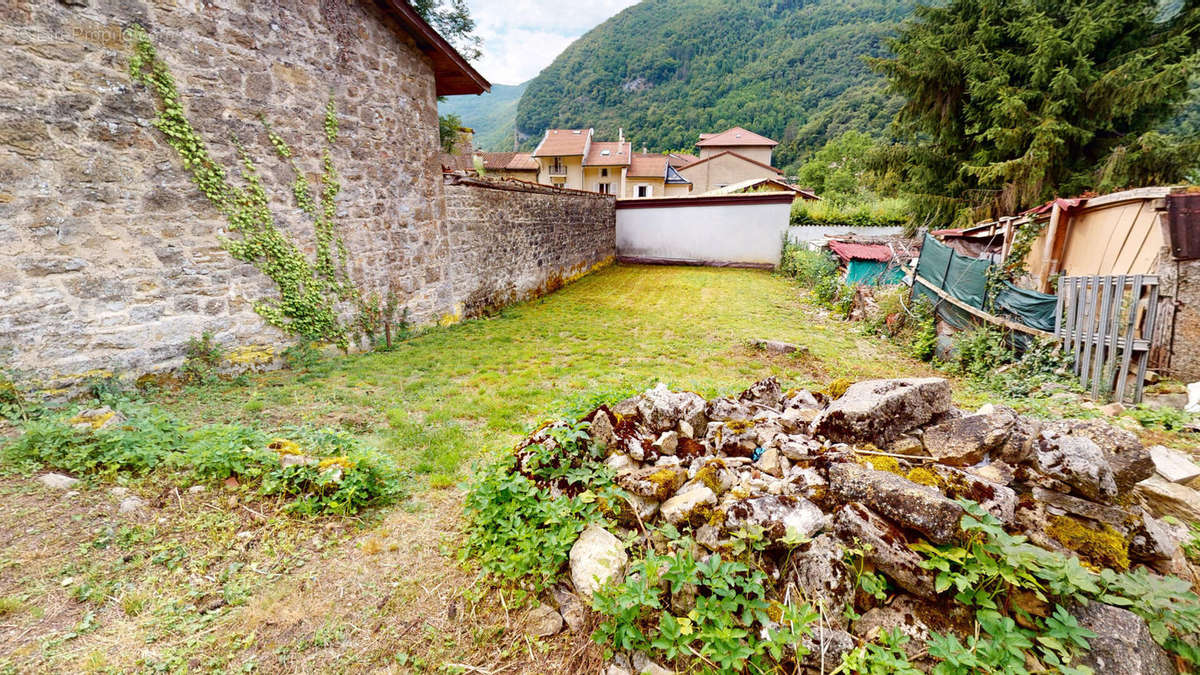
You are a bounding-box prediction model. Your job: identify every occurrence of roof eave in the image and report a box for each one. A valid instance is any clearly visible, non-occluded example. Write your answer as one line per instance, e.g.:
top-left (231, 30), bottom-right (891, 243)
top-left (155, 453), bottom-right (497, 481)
top-left (379, 0), bottom-right (490, 96)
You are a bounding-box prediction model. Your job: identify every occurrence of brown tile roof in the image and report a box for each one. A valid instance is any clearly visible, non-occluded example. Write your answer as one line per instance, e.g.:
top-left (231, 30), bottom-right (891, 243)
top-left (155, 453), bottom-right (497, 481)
top-left (695, 126), bottom-right (778, 148)
top-left (532, 129), bottom-right (591, 157)
top-left (505, 152), bottom-right (539, 171)
top-left (474, 152), bottom-right (539, 171)
top-left (439, 152), bottom-right (475, 172)
top-left (584, 141), bottom-right (632, 166)
top-left (667, 153), bottom-right (699, 168)
top-left (629, 153), bottom-right (668, 178)
top-left (678, 150), bottom-right (782, 174)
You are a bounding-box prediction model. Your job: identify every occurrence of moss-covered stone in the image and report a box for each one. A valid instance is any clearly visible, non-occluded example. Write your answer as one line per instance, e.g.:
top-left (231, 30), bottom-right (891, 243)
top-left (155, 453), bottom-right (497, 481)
top-left (905, 467), bottom-right (946, 490)
top-left (1046, 515), bottom-right (1130, 571)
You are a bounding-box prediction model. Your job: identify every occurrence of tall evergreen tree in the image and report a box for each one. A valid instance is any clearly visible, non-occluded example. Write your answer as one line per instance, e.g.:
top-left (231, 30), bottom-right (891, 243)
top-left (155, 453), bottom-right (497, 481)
top-left (871, 0), bottom-right (1200, 225)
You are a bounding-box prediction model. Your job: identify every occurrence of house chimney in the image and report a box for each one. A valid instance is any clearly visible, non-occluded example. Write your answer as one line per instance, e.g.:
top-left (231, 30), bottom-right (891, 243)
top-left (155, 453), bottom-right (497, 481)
top-left (619, 127), bottom-right (624, 143)
top-left (643, 146), bottom-right (648, 154)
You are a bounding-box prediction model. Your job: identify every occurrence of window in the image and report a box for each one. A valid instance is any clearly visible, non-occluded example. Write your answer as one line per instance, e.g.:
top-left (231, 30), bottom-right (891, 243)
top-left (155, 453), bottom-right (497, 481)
top-left (598, 183), bottom-right (611, 194)
top-left (601, 168), bottom-right (608, 177)
top-left (637, 185), bottom-right (649, 198)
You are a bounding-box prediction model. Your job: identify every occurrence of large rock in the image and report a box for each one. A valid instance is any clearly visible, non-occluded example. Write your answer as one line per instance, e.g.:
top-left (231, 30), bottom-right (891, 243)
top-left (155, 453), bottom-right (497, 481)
top-left (569, 524), bottom-right (628, 601)
top-left (1035, 434), bottom-right (1118, 502)
top-left (922, 410), bottom-right (1016, 466)
top-left (798, 627), bottom-right (855, 669)
top-left (705, 420), bottom-right (758, 457)
top-left (787, 534), bottom-right (854, 629)
top-left (589, 409), bottom-right (616, 448)
top-left (833, 503), bottom-right (937, 599)
top-left (38, 473), bottom-right (79, 490)
top-left (636, 384), bottom-right (707, 434)
top-left (524, 604), bottom-right (563, 637)
top-left (1069, 602), bottom-right (1176, 675)
top-left (1031, 487), bottom-right (1129, 529)
top-left (828, 463), bottom-right (964, 545)
top-left (812, 378), bottom-right (952, 446)
top-left (1136, 475), bottom-right (1200, 522)
top-left (1043, 419), bottom-right (1153, 494)
top-left (615, 466), bottom-right (686, 501)
top-left (1128, 511), bottom-right (1182, 565)
top-left (931, 466), bottom-right (1018, 525)
top-left (722, 495), bottom-right (825, 542)
top-left (852, 595), bottom-right (970, 659)
top-left (1149, 445), bottom-right (1200, 484)
top-left (738, 376), bottom-right (784, 410)
top-left (660, 484), bottom-right (717, 525)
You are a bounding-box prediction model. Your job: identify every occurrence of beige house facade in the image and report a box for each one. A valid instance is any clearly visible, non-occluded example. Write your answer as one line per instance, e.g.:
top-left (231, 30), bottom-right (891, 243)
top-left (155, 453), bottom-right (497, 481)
top-left (532, 129), bottom-right (628, 195)
top-left (676, 127), bottom-right (784, 194)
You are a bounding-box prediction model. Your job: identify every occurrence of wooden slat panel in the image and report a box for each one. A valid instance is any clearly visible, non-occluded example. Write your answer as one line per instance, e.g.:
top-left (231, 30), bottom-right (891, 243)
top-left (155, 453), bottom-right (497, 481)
top-left (1116, 275), bottom-right (1143, 403)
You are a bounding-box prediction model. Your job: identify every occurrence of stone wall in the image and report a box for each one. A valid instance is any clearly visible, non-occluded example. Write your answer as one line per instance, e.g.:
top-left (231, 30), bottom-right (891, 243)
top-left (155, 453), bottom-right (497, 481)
top-left (443, 178), bottom-right (616, 319)
top-left (0, 1), bottom-right (615, 391)
top-left (1162, 258), bottom-right (1200, 383)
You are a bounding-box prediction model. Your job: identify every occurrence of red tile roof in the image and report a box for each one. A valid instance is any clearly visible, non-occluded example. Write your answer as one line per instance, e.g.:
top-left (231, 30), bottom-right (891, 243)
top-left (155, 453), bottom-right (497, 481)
top-left (505, 153), bottom-right (539, 171)
top-left (475, 152), bottom-right (539, 171)
top-left (828, 241), bottom-right (894, 263)
top-left (678, 150), bottom-right (782, 175)
top-left (629, 153), bottom-right (668, 178)
top-left (696, 126), bottom-right (778, 148)
top-left (667, 153), bottom-right (699, 168)
top-left (584, 141), bottom-right (632, 166)
top-left (532, 129), bottom-right (591, 157)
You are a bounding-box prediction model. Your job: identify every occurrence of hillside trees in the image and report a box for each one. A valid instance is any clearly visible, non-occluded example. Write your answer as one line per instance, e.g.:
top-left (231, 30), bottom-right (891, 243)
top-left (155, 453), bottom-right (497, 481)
top-left (872, 0), bottom-right (1200, 226)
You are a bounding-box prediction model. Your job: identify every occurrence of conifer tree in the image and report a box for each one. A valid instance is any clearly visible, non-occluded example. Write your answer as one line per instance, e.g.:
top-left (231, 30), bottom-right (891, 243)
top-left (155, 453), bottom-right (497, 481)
top-left (871, 0), bottom-right (1200, 224)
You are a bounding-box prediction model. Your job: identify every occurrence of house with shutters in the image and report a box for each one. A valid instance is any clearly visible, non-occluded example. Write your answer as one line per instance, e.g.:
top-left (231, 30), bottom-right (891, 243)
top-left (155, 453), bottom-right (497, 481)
top-left (676, 127), bottom-right (785, 194)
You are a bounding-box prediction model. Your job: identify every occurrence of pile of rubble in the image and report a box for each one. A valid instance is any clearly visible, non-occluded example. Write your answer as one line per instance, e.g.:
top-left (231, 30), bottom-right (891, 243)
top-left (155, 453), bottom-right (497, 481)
top-left (519, 377), bottom-right (1199, 674)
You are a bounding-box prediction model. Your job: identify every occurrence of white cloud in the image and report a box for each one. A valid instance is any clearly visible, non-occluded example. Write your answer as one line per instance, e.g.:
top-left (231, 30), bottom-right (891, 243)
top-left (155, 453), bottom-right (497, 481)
top-left (465, 0), bottom-right (642, 85)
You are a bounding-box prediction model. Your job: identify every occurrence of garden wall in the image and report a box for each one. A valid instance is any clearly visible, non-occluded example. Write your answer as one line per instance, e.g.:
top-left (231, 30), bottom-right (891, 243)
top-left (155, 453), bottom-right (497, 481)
top-left (443, 178), bottom-right (616, 318)
top-left (615, 194), bottom-right (794, 268)
top-left (0, 1), bottom-right (614, 392)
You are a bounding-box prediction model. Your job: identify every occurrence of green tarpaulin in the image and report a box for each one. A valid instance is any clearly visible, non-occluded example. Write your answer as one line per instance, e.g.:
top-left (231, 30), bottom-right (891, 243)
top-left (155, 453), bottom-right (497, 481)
top-left (913, 233), bottom-right (1058, 335)
top-left (846, 260), bottom-right (906, 286)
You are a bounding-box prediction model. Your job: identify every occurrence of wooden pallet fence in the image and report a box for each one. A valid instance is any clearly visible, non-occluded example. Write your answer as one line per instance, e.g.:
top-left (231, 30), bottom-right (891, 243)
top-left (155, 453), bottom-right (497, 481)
top-left (1055, 275), bottom-right (1158, 403)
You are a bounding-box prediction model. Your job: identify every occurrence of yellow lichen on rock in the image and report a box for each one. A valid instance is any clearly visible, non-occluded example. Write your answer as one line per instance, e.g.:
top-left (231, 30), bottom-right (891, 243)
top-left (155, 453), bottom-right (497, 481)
top-left (1046, 515), bottom-right (1130, 571)
top-left (226, 344), bottom-right (275, 366)
top-left (268, 438), bottom-right (302, 455)
top-left (905, 467), bottom-right (946, 489)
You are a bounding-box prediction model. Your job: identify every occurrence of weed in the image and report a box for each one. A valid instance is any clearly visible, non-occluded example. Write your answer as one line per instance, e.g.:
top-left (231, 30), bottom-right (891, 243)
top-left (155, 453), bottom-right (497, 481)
top-left (1125, 404), bottom-right (1195, 431)
top-left (0, 596), bottom-right (23, 616)
top-left (182, 332), bottom-right (225, 384)
top-left (281, 340), bottom-right (323, 372)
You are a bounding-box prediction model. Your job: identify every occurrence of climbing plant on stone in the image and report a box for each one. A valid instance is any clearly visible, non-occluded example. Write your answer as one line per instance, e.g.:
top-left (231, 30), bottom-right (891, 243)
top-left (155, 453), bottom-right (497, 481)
top-left (127, 24), bottom-right (356, 349)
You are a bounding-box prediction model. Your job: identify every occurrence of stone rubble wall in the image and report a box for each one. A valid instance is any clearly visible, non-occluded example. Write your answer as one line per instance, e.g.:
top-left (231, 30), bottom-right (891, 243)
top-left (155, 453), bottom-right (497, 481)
top-left (443, 179), bottom-right (616, 319)
top-left (0, 1), bottom-right (616, 391)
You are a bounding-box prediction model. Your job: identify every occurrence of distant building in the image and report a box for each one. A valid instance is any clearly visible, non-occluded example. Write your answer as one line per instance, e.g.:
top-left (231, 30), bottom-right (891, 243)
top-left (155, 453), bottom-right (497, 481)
top-left (531, 128), bottom-right (633, 195)
top-left (676, 127), bottom-right (784, 194)
top-left (626, 153), bottom-right (693, 199)
top-left (707, 176), bottom-right (819, 201)
top-left (439, 128), bottom-right (539, 182)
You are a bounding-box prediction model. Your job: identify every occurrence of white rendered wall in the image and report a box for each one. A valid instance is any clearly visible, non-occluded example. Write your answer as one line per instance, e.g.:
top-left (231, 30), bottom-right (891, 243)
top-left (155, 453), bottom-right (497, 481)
top-left (616, 199), bottom-right (792, 267)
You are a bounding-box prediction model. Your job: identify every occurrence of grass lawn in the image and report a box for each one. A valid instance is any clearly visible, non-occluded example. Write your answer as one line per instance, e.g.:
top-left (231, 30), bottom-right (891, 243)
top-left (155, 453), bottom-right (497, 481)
top-left (0, 263), bottom-right (1033, 672)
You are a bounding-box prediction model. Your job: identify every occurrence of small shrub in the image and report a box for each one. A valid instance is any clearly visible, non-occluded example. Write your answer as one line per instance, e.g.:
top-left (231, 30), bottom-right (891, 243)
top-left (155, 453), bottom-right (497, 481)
top-left (789, 198), bottom-right (909, 229)
top-left (181, 332), bottom-right (224, 384)
top-left (780, 243), bottom-right (839, 287)
top-left (281, 340), bottom-right (322, 371)
top-left (1125, 404), bottom-right (1195, 431)
top-left (1, 405), bottom-right (406, 516)
top-left (0, 375), bottom-right (35, 422)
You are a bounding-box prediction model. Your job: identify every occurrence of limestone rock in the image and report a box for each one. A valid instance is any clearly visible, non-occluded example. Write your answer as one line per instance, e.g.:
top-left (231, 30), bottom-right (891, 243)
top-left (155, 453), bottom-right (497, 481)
top-left (931, 466), bottom-right (1017, 525)
top-left (38, 473), bottom-right (79, 490)
top-left (550, 584), bottom-right (586, 632)
top-left (755, 446), bottom-right (782, 477)
top-left (69, 406), bottom-right (124, 431)
top-left (828, 463), bottom-right (964, 545)
top-left (654, 430), bottom-right (678, 456)
top-left (589, 409), bottom-right (616, 448)
top-left (921, 410), bottom-right (1016, 466)
top-left (661, 484), bottom-right (717, 525)
top-left (606, 453), bottom-right (635, 474)
top-left (637, 384), bottom-right (707, 434)
top-left (996, 416), bottom-right (1042, 465)
top-left (1128, 511), bottom-right (1182, 564)
top-left (569, 524), bottom-right (628, 601)
top-left (798, 627), bottom-right (855, 669)
top-left (524, 604), bottom-right (563, 637)
top-left (118, 496), bottom-right (147, 514)
top-left (1031, 487), bottom-right (1129, 529)
top-left (787, 534), bottom-right (854, 629)
top-left (1069, 602), bottom-right (1176, 675)
top-left (1136, 475), bottom-right (1200, 522)
top-left (852, 596), bottom-right (970, 660)
top-left (1036, 434), bottom-right (1117, 502)
top-left (1044, 419), bottom-right (1153, 494)
top-left (723, 495), bottom-right (824, 542)
top-left (738, 376), bottom-right (783, 410)
top-left (751, 339), bottom-right (804, 355)
top-left (1149, 445), bottom-right (1200, 484)
top-left (833, 503), bottom-right (937, 598)
top-left (812, 378), bottom-right (952, 446)
top-left (705, 420), bottom-right (758, 456)
top-left (280, 453), bottom-right (317, 468)
top-left (615, 466), bottom-right (686, 501)
top-left (705, 396), bottom-right (755, 423)
top-left (780, 437), bottom-right (821, 461)
top-left (630, 652), bottom-right (675, 675)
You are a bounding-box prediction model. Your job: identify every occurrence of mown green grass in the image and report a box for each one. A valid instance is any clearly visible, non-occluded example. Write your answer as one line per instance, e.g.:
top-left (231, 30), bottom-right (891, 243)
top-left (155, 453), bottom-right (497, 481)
top-left (159, 264), bottom-right (940, 488)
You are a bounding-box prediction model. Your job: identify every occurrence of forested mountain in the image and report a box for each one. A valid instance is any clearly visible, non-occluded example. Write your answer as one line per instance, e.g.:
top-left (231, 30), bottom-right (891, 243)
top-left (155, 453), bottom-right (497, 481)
top-left (510, 0), bottom-right (1199, 172)
top-left (514, 0), bottom-right (918, 169)
top-left (438, 82), bottom-right (528, 151)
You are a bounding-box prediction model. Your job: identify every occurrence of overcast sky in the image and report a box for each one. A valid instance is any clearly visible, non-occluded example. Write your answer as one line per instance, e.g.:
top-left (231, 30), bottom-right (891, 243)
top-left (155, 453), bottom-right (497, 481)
top-left (466, 0), bottom-right (642, 86)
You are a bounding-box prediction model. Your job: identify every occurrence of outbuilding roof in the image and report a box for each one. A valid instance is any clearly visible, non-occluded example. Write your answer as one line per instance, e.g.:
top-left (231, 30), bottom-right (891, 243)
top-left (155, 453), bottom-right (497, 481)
top-left (828, 241), bottom-right (895, 263)
top-left (696, 126), bottom-right (778, 148)
top-left (629, 153), bottom-right (668, 178)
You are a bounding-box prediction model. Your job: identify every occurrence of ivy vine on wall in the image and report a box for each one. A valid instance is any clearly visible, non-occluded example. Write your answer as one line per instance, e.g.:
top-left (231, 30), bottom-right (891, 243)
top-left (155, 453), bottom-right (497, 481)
top-left (128, 24), bottom-right (360, 349)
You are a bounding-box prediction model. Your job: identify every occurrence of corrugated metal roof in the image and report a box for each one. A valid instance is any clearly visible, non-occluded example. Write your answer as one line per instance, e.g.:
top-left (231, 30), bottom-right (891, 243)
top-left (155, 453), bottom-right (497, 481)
top-left (828, 240), bottom-right (894, 263)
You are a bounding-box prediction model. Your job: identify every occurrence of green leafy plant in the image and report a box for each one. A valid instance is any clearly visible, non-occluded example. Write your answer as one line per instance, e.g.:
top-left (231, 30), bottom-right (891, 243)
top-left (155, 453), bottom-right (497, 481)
top-left (128, 25), bottom-right (358, 348)
top-left (1124, 404), bottom-right (1195, 432)
top-left (181, 331), bottom-right (225, 384)
top-left (1, 405), bottom-right (406, 515)
top-left (780, 242), bottom-right (839, 287)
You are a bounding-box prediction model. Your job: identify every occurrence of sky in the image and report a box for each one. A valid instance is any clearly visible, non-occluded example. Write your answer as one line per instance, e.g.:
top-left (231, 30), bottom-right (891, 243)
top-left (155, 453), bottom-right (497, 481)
top-left (465, 0), bottom-right (642, 86)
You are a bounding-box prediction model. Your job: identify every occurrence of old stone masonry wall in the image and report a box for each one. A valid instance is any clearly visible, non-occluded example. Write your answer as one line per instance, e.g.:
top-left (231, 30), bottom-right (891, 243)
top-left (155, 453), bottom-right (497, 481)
top-left (443, 179), bottom-right (616, 319)
top-left (0, 1), bottom-right (616, 390)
